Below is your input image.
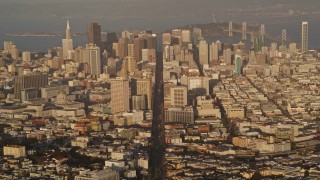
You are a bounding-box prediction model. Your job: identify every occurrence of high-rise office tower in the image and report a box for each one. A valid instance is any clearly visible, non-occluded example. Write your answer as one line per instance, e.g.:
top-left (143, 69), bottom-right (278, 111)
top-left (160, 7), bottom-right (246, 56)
top-left (223, 48), bottom-right (232, 65)
top-left (121, 29), bottom-right (131, 39)
top-left (126, 56), bottom-right (136, 73)
top-left (170, 86), bottom-right (188, 107)
top-left (234, 55), bottom-right (243, 76)
top-left (22, 51), bottom-right (31, 62)
top-left (301, 21), bottom-right (308, 53)
top-left (162, 33), bottom-right (172, 45)
top-left (216, 40), bottom-right (222, 51)
top-left (4, 41), bottom-right (19, 60)
top-left (87, 43), bottom-right (101, 78)
top-left (119, 58), bottom-right (128, 79)
top-left (132, 95), bottom-right (146, 110)
top-left (62, 20), bottom-right (74, 60)
top-left (4, 41), bottom-right (14, 52)
top-left (199, 39), bottom-right (209, 65)
top-left (209, 42), bottom-right (219, 62)
top-left (147, 35), bottom-right (157, 50)
top-left (193, 28), bottom-right (202, 45)
top-left (87, 23), bottom-right (102, 48)
top-left (289, 43), bottom-right (297, 55)
top-left (111, 78), bottom-right (130, 114)
top-left (10, 44), bottom-right (19, 61)
top-left (141, 49), bottom-right (156, 62)
top-left (128, 44), bottom-right (134, 57)
top-left (133, 37), bottom-right (144, 62)
top-left (118, 38), bottom-right (128, 59)
top-left (172, 29), bottom-right (182, 37)
top-left (131, 78), bottom-right (153, 110)
top-left (105, 32), bottom-right (118, 53)
top-left (14, 72), bottom-right (48, 100)
top-left (254, 35), bottom-right (265, 52)
top-left (181, 30), bottom-right (191, 43)
top-left (163, 45), bottom-right (170, 61)
top-left (112, 43), bottom-right (119, 57)
top-left (74, 46), bottom-right (90, 64)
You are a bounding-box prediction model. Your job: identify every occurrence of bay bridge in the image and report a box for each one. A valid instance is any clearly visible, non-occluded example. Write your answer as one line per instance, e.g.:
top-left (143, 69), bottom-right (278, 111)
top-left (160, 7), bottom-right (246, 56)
top-left (222, 21), bottom-right (294, 45)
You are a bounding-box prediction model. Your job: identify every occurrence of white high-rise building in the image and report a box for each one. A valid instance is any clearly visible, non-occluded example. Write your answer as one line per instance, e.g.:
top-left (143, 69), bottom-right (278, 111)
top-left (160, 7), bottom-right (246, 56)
top-left (87, 43), bottom-right (101, 78)
top-left (301, 21), bottom-right (308, 53)
top-left (62, 20), bottom-right (74, 60)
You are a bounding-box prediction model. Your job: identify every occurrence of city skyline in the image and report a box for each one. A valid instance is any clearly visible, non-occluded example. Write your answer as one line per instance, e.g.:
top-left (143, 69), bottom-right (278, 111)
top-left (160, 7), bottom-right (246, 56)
top-left (5, 1), bottom-right (320, 52)
top-left (0, 1), bottom-right (319, 179)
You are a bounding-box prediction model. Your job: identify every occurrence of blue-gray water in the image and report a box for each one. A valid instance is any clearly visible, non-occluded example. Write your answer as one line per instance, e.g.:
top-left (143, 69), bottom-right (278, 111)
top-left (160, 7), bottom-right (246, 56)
top-left (1, 17), bottom-right (320, 52)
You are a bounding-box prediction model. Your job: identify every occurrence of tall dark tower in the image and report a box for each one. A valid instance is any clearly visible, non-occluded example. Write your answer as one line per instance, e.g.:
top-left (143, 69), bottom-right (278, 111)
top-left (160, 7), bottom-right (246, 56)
top-left (87, 23), bottom-right (102, 48)
top-left (148, 51), bottom-right (166, 179)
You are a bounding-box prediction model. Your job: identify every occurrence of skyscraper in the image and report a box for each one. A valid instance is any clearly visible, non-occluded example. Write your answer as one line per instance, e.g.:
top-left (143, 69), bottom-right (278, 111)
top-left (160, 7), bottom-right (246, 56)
top-left (132, 95), bottom-right (146, 110)
top-left (193, 28), bottom-right (202, 45)
top-left (147, 36), bottom-right (157, 50)
top-left (62, 20), bottom-right (73, 60)
top-left (133, 37), bottom-right (144, 62)
top-left (199, 39), bottom-right (209, 65)
top-left (128, 43), bottom-right (134, 57)
top-left (235, 55), bottom-right (243, 76)
top-left (223, 48), bottom-right (232, 65)
top-left (74, 46), bottom-right (90, 64)
top-left (301, 21), bottom-right (308, 53)
top-left (22, 51), bottom-right (31, 62)
top-left (253, 35), bottom-right (265, 52)
top-left (87, 43), bottom-right (101, 78)
top-left (87, 23), bottom-right (102, 48)
top-left (111, 78), bottom-right (130, 114)
top-left (170, 86), bottom-right (188, 107)
top-left (131, 78), bottom-right (153, 110)
top-left (118, 38), bottom-right (128, 59)
top-left (181, 30), bottom-right (191, 43)
top-left (105, 32), bottom-right (118, 53)
top-left (14, 72), bottom-right (48, 100)
top-left (209, 42), bottom-right (219, 62)
top-left (162, 33), bottom-right (172, 45)
top-left (126, 56), bottom-right (136, 73)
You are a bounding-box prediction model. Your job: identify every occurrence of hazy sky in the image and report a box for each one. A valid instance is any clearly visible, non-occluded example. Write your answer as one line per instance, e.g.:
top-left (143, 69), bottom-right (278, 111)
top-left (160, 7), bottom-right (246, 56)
top-left (1, 0), bottom-right (319, 19)
top-left (1, 0), bottom-right (320, 51)
top-left (0, 0), bottom-right (319, 33)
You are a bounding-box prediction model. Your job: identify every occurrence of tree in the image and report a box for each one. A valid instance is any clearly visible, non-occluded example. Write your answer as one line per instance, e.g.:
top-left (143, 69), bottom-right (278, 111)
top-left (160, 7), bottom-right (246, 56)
top-left (251, 172), bottom-right (263, 180)
top-left (304, 169), bottom-right (309, 177)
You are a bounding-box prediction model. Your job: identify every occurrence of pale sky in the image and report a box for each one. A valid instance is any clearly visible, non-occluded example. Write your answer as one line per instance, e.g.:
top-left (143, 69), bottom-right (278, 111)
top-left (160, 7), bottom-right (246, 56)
top-left (0, 0), bottom-right (318, 20)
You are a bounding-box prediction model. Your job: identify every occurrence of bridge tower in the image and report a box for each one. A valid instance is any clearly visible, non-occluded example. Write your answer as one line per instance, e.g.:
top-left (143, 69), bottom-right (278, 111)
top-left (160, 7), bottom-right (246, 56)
top-left (250, 32), bottom-right (255, 49)
top-left (282, 29), bottom-right (287, 46)
top-left (260, 24), bottom-right (265, 36)
top-left (212, 13), bottom-right (217, 23)
top-left (242, 22), bottom-right (247, 40)
top-left (229, 21), bottom-right (233, 37)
